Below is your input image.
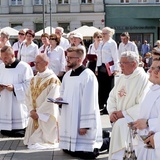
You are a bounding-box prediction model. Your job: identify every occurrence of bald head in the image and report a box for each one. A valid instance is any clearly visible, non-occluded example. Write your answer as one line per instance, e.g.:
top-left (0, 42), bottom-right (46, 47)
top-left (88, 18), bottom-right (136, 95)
top-left (35, 54), bottom-right (49, 73)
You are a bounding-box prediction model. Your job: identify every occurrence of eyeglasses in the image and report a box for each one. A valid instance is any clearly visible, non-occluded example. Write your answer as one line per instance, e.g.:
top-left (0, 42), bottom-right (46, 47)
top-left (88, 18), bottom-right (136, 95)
top-left (34, 61), bottom-right (44, 65)
top-left (102, 33), bottom-right (108, 35)
top-left (49, 38), bottom-right (56, 40)
top-left (149, 66), bottom-right (160, 73)
top-left (97, 36), bottom-right (102, 38)
top-left (18, 33), bottom-right (25, 36)
top-left (66, 56), bottom-right (79, 60)
top-left (119, 62), bottom-right (133, 65)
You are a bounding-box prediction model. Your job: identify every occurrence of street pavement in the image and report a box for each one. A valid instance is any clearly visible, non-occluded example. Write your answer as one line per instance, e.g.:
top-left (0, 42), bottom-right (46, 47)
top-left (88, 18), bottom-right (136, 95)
top-left (0, 115), bottom-right (112, 160)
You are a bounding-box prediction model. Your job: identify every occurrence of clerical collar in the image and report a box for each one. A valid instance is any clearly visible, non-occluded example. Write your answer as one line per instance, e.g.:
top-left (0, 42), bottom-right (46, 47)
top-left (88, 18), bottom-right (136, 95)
top-left (5, 59), bottom-right (20, 68)
top-left (70, 65), bottom-right (86, 76)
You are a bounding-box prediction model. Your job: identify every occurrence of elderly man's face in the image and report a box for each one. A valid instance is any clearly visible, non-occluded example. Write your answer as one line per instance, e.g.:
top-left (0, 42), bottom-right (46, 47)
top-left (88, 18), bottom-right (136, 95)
top-left (55, 29), bottom-right (62, 37)
top-left (119, 57), bottom-right (136, 75)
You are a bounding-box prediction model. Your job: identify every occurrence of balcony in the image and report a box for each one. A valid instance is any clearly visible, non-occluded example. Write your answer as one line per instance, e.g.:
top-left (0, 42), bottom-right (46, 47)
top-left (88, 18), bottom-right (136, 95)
top-left (9, 6), bottom-right (23, 14)
top-left (56, 4), bottom-right (70, 13)
top-left (80, 4), bottom-right (94, 12)
top-left (33, 5), bottom-right (47, 13)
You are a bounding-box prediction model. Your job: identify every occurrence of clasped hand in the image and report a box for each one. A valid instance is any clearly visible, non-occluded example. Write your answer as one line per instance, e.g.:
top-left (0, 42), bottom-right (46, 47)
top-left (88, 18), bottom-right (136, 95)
top-left (0, 84), bottom-right (14, 92)
top-left (30, 109), bottom-right (39, 120)
top-left (110, 110), bottom-right (124, 122)
top-left (144, 131), bottom-right (155, 148)
top-left (133, 119), bottom-right (148, 130)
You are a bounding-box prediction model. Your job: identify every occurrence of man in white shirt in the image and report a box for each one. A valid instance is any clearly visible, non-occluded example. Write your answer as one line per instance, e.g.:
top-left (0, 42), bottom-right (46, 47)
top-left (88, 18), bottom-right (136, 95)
top-left (118, 32), bottom-right (139, 57)
top-left (55, 27), bottom-right (69, 51)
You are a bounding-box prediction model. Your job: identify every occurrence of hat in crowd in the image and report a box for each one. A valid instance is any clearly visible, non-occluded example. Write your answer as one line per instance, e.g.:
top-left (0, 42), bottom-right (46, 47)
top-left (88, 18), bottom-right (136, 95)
top-left (73, 33), bottom-right (83, 40)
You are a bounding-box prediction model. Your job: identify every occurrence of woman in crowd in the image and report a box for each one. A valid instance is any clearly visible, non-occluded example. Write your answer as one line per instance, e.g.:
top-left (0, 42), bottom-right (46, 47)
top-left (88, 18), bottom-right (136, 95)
top-left (18, 29), bottom-right (39, 74)
top-left (12, 29), bottom-right (26, 58)
top-left (73, 33), bottom-right (86, 65)
top-left (96, 26), bottom-right (119, 114)
top-left (68, 32), bottom-right (75, 47)
top-left (39, 33), bottom-right (50, 53)
top-left (45, 34), bottom-right (66, 81)
top-left (153, 40), bottom-right (160, 53)
top-left (87, 31), bottom-right (102, 73)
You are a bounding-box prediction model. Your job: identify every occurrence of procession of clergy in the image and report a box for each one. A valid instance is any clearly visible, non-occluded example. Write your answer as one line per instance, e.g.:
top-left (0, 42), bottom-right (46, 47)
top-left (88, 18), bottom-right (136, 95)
top-left (0, 26), bottom-right (160, 160)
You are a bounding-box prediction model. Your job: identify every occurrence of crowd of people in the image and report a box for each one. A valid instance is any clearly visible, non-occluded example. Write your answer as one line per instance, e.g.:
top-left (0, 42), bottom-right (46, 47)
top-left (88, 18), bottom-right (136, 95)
top-left (0, 26), bottom-right (160, 160)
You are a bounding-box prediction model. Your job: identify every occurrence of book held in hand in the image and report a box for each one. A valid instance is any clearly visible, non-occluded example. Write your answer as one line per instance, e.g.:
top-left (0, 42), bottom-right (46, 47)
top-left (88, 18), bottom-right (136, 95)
top-left (47, 98), bottom-right (69, 105)
top-left (86, 54), bottom-right (97, 62)
top-left (105, 61), bottom-right (114, 76)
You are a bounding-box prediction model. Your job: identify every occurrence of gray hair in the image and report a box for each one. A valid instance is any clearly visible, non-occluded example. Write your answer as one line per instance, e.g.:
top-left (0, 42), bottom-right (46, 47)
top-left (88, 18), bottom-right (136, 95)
top-left (55, 27), bottom-right (64, 33)
top-left (121, 51), bottom-right (139, 65)
top-left (102, 27), bottom-right (115, 37)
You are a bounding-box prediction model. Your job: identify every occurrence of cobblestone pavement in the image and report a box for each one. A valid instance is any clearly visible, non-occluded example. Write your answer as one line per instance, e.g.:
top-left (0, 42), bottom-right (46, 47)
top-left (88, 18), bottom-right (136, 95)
top-left (0, 115), bottom-right (111, 160)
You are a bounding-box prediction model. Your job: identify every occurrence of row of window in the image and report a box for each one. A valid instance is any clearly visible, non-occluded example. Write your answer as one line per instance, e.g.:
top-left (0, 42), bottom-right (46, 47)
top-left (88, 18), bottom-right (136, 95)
top-left (9, 0), bottom-right (93, 5)
top-left (11, 22), bottom-right (93, 33)
top-left (121, 0), bottom-right (160, 2)
top-left (9, 0), bottom-right (160, 5)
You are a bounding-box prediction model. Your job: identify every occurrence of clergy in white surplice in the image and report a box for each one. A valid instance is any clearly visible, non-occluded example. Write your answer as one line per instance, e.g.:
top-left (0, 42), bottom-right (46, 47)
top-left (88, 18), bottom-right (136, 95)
top-left (0, 46), bottom-right (33, 136)
top-left (133, 60), bottom-right (160, 160)
top-left (107, 51), bottom-right (151, 160)
top-left (23, 54), bottom-right (61, 149)
top-left (58, 47), bottom-right (103, 159)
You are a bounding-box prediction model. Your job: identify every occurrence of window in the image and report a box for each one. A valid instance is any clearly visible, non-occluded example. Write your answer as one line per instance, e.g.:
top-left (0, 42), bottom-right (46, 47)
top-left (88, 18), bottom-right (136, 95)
top-left (11, 23), bottom-right (23, 28)
top-left (156, 0), bottom-right (160, 2)
top-left (58, 0), bottom-right (69, 4)
top-left (10, 0), bottom-right (23, 5)
top-left (120, 0), bottom-right (129, 3)
top-left (81, 0), bottom-right (93, 4)
top-left (81, 22), bottom-right (93, 26)
top-left (58, 23), bottom-right (70, 33)
top-left (34, 0), bottom-right (43, 5)
top-left (34, 23), bottom-right (43, 32)
top-left (138, 0), bottom-right (147, 2)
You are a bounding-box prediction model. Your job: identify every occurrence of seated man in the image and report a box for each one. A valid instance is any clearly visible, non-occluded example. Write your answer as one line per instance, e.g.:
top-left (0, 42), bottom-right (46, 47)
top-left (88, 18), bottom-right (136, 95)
top-left (107, 51), bottom-right (151, 160)
top-left (24, 54), bottom-right (61, 149)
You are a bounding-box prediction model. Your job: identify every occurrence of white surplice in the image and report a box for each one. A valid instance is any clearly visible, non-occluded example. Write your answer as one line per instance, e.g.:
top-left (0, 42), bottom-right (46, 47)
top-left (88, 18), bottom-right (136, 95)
top-left (136, 84), bottom-right (160, 160)
top-left (0, 61), bottom-right (33, 130)
top-left (107, 67), bottom-right (151, 160)
top-left (23, 69), bottom-right (60, 149)
top-left (154, 115), bottom-right (160, 160)
top-left (59, 68), bottom-right (103, 152)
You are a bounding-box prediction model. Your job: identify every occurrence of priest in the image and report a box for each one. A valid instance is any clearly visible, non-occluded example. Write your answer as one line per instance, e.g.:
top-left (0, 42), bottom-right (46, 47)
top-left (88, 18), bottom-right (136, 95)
top-left (23, 54), bottom-right (60, 149)
top-left (0, 45), bottom-right (33, 137)
top-left (107, 51), bottom-right (151, 160)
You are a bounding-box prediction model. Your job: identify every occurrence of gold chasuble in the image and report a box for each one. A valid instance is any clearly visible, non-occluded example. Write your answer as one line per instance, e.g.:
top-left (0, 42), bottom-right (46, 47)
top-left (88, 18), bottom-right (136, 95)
top-left (30, 77), bottom-right (58, 129)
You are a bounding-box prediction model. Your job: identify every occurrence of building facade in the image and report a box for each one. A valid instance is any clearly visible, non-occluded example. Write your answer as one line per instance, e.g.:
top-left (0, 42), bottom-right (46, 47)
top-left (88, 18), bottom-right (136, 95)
top-left (0, 0), bottom-right (105, 33)
top-left (104, 0), bottom-right (160, 49)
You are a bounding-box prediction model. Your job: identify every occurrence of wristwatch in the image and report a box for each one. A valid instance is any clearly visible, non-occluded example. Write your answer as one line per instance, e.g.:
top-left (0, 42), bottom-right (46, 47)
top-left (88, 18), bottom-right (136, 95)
top-left (146, 119), bottom-right (149, 127)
